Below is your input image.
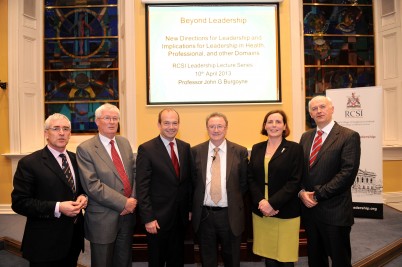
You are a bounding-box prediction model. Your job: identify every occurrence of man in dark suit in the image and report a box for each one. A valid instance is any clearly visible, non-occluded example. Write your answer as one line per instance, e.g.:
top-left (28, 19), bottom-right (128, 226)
top-left (77, 103), bottom-right (137, 267)
top-left (192, 112), bottom-right (248, 267)
top-left (299, 95), bottom-right (361, 267)
top-left (136, 108), bottom-right (192, 267)
top-left (11, 113), bottom-right (87, 267)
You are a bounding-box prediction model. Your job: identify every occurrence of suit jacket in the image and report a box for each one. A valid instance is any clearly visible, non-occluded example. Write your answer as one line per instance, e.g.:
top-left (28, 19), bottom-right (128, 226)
top-left (11, 146), bottom-right (84, 262)
top-left (77, 134), bottom-right (136, 244)
top-left (300, 122), bottom-right (361, 226)
top-left (191, 140), bottom-right (248, 236)
top-left (136, 136), bottom-right (192, 231)
top-left (248, 139), bottom-right (303, 219)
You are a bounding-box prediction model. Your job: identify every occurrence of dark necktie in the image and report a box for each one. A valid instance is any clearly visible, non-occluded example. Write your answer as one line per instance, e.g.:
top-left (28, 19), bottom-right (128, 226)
top-left (309, 130), bottom-right (323, 168)
top-left (169, 142), bottom-right (180, 178)
top-left (210, 147), bottom-right (222, 204)
top-left (110, 140), bottom-right (132, 197)
top-left (59, 153), bottom-right (76, 194)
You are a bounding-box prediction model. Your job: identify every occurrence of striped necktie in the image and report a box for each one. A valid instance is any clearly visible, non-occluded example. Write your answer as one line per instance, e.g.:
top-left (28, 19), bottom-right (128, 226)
top-left (309, 130), bottom-right (323, 168)
top-left (59, 153), bottom-right (76, 194)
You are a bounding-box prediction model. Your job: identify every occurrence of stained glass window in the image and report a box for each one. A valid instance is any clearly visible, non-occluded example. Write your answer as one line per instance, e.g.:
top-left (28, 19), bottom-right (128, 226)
top-left (44, 0), bottom-right (119, 133)
top-left (303, 0), bottom-right (375, 128)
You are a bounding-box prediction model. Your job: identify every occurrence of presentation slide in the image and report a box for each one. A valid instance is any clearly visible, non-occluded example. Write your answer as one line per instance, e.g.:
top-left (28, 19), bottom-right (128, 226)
top-left (147, 4), bottom-right (280, 104)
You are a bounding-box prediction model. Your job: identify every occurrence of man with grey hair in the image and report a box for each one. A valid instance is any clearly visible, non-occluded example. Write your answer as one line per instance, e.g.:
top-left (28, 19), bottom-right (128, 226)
top-left (192, 112), bottom-right (248, 267)
top-left (77, 103), bottom-right (137, 267)
top-left (12, 113), bottom-right (87, 267)
top-left (299, 95), bottom-right (361, 267)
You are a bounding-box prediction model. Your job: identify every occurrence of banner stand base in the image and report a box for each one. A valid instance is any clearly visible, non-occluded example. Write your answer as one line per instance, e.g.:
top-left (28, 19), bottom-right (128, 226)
top-left (353, 202), bottom-right (383, 219)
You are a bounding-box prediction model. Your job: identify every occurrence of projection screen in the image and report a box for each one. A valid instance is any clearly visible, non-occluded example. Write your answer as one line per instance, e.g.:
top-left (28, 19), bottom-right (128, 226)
top-left (146, 3), bottom-right (281, 105)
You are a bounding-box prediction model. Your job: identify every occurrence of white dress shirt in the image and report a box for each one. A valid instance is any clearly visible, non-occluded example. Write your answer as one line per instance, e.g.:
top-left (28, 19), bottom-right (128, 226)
top-left (159, 135), bottom-right (180, 163)
top-left (47, 145), bottom-right (76, 218)
top-left (203, 140), bottom-right (228, 207)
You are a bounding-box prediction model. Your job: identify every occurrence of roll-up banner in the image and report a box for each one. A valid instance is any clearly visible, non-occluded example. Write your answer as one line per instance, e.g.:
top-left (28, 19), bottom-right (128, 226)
top-left (327, 86), bottom-right (383, 219)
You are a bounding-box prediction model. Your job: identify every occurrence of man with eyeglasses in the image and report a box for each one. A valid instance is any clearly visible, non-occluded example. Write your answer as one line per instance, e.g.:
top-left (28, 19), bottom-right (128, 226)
top-left (136, 108), bottom-right (193, 267)
top-left (77, 103), bottom-right (137, 267)
top-left (12, 113), bottom-right (87, 267)
top-left (191, 112), bottom-right (248, 267)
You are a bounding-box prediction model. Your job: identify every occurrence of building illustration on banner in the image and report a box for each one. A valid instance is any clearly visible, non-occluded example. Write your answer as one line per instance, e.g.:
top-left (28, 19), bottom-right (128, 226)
top-left (353, 169), bottom-right (383, 195)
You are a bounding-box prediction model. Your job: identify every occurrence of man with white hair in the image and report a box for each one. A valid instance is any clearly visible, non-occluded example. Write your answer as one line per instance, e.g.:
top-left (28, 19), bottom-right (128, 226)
top-left (77, 103), bottom-right (137, 267)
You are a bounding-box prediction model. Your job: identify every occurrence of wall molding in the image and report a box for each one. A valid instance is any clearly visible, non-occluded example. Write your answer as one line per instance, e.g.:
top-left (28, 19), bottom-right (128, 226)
top-left (383, 192), bottom-right (402, 212)
top-left (383, 146), bottom-right (402, 160)
top-left (383, 192), bottom-right (402, 204)
top-left (0, 204), bottom-right (15, 215)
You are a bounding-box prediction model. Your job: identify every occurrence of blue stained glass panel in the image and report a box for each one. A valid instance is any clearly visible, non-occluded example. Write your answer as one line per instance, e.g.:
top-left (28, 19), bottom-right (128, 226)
top-left (304, 36), bottom-right (374, 65)
top-left (303, 0), bottom-right (375, 129)
top-left (44, 0), bottom-right (119, 133)
top-left (303, 5), bottom-right (373, 35)
top-left (305, 67), bottom-right (374, 96)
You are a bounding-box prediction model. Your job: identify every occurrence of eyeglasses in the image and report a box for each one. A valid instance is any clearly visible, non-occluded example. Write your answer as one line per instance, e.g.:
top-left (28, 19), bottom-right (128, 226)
top-left (100, 116), bottom-right (119, 122)
top-left (207, 125), bottom-right (226, 131)
top-left (47, 126), bottom-right (71, 132)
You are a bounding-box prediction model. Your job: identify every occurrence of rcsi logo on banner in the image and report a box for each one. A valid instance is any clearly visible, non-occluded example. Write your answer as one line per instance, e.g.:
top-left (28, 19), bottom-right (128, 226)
top-left (345, 92), bottom-right (363, 118)
top-left (327, 86), bottom-right (383, 219)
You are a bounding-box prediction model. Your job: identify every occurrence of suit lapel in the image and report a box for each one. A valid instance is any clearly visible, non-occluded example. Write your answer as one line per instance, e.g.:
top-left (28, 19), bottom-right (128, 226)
top-left (305, 130), bottom-right (316, 155)
top-left (177, 140), bottom-right (184, 168)
top-left (226, 140), bottom-right (233, 181)
top-left (254, 142), bottom-right (267, 170)
top-left (42, 147), bottom-right (75, 194)
top-left (115, 136), bottom-right (131, 176)
top-left (93, 135), bottom-right (122, 185)
top-left (176, 139), bottom-right (187, 180)
top-left (155, 136), bottom-right (181, 180)
top-left (270, 139), bottom-right (288, 162)
top-left (200, 142), bottom-right (209, 185)
top-left (306, 130), bottom-right (316, 152)
top-left (314, 123), bottom-right (340, 165)
top-left (68, 152), bottom-right (79, 178)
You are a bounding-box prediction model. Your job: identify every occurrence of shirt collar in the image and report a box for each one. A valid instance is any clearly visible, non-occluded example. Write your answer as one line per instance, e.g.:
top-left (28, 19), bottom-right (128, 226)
top-left (47, 145), bottom-right (67, 158)
top-left (318, 120), bottom-right (335, 135)
top-left (99, 133), bottom-right (116, 146)
top-left (159, 135), bottom-right (176, 147)
top-left (209, 139), bottom-right (227, 153)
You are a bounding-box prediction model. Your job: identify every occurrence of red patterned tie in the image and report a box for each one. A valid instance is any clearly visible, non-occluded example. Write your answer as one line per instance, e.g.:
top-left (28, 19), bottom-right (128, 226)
top-left (309, 130), bottom-right (323, 168)
top-left (110, 140), bottom-right (132, 197)
top-left (169, 142), bottom-right (180, 178)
